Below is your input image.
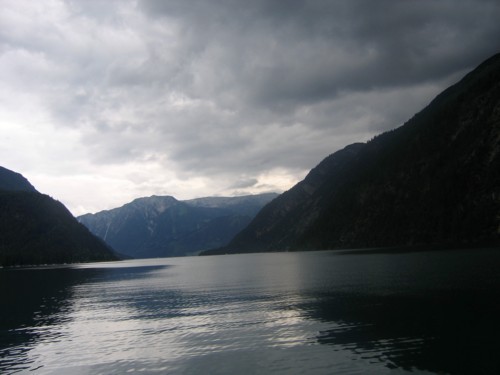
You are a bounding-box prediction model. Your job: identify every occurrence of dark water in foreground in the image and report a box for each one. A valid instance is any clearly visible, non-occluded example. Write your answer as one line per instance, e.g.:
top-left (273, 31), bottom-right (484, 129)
top-left (1, 248), bottom-right (500, 374)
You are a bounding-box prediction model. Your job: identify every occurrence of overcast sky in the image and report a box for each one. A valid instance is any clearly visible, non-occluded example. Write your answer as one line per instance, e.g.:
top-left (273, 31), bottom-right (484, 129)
top-left (1, 0), bottom-right (499, 215)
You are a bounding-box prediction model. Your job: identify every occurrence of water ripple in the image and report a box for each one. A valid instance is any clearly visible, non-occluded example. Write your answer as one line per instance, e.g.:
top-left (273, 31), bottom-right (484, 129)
top-left (2, 249), bottom-right (500, 374)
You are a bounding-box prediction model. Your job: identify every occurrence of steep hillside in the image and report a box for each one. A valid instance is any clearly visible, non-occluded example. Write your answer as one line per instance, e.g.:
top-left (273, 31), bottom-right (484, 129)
top-left (78, 193), bottom-right (278, 258)
top-left (203, 53), bottom-right (500, 255)
top-left (0, 167), bottom-right (118, 266)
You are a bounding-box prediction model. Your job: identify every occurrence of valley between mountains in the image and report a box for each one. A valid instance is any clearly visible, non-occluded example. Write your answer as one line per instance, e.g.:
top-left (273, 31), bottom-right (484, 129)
top-left (1, 52), bottom-right (499, 266)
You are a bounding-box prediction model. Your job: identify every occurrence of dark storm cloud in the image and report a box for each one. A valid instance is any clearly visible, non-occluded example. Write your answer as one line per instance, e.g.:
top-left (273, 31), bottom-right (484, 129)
top-left (229, 178), bottom-right (259, 189)
top-left (130, 0), bottom-right (500, 177)
top-left (140, 0), bottom-right (500, 106)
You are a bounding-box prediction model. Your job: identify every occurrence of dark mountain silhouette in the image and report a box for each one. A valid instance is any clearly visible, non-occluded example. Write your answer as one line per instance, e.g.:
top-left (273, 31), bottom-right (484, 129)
top-left (0, 167), bottom-right (118, 266)
top-left (77, 193), bottom-right (278, 258)
top-left (0, 166), bottom-right (37, 193)
top-left (202, 52), bottom-right (500, 255)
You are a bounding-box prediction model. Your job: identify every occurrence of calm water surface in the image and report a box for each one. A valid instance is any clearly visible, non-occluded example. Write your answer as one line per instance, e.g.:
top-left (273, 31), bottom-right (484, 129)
top-left (1, 248), bottom-right (500, 374)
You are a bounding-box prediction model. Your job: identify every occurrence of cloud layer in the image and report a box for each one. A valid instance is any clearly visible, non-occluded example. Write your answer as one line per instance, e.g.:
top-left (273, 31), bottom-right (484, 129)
top-left (1, 0), bottom-right (499, 214)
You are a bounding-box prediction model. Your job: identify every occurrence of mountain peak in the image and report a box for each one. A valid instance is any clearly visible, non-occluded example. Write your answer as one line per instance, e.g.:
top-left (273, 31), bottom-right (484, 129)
top-left (130, 195), bottom-right (179, 214)
top-left (0, 166), bottom-right (37, 193)
top-left (77, 193), bottom-right (278, 258)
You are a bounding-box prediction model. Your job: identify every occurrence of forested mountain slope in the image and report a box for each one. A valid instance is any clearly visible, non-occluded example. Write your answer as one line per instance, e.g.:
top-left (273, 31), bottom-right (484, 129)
top-left (0, 167), bottom-right (118, 266)
top-left (203, 53), bottom-right (500, 255)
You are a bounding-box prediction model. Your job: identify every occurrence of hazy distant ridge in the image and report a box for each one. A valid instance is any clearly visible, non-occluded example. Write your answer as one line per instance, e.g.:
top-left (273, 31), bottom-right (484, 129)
top-left (78, 193), bottom-right (278, 258)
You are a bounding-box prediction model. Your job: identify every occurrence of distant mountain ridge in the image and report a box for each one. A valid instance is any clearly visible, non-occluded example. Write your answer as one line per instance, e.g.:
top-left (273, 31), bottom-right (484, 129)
top-left (202, 52), bottom-right (500, 255)
top-left (77, 193), bottom-right (278, 258)
top-left (0, 167), bottom-right (118, 266)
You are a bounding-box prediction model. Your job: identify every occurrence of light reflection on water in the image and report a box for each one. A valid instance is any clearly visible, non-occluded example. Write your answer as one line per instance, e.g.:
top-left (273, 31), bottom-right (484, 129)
top-left (1, 249), bottom-right (500, 374)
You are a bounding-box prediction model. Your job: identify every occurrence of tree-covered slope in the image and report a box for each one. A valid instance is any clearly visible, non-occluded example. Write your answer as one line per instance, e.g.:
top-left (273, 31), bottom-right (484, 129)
top-left (203, 52), bottom-right (500, 255)
top-left (0, 168), bottom-right (118, 266)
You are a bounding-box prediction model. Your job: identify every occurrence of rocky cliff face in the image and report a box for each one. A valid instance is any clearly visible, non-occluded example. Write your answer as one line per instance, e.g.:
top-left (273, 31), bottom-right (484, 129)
top-left (0, 167), bottom-right (118, 266)
top-left (78, 193), bottom-right (278, 258)
top-left (203, 53), bottom-right (500, 255)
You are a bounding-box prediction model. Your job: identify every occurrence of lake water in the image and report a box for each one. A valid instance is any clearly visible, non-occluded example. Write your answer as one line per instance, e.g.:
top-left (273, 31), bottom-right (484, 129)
top-left (1, 248), bottom-right (500, 374)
